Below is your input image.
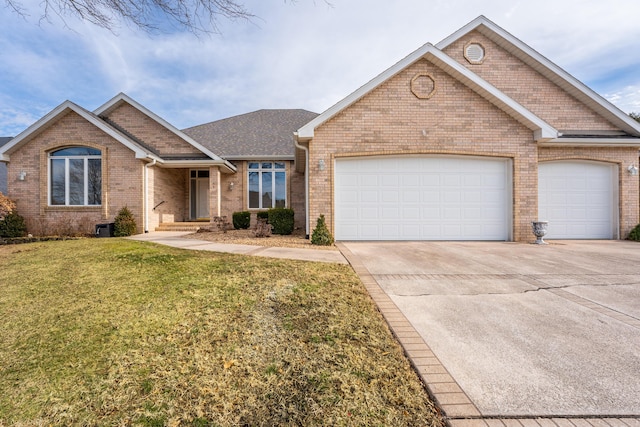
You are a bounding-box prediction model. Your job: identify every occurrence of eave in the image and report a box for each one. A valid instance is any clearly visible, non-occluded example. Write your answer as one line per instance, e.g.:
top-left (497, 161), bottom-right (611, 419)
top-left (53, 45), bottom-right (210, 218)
top-left (155, 158), bottom-right (237, 173)
top-left (538, 137), bottom-right (640, 147)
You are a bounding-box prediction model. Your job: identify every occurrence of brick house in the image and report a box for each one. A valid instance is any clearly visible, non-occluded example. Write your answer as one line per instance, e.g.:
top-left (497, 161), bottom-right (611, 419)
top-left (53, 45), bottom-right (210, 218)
top-left (1, 16), bottom-right (639, 241)
top-left (0, 93), bottom-right (315, 235)
top-left (295, 16), bottom-right (640, 241)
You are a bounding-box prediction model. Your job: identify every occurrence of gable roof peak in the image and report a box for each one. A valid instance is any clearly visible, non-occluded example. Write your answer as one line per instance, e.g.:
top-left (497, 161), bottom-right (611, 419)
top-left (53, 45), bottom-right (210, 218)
top-left (436, 15), bottom-right (640, 137)
top-left (94, 93), bottom-right (230, 163)
top-left (0, 99), bottom-right (157, 162)
top-left (296, 38), bottom-right (557, 142)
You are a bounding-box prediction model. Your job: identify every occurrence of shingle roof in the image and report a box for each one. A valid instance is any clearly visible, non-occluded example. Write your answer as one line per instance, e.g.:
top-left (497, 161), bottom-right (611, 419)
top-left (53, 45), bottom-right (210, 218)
top-left (182, 109), bottom-right (318, 159)
top-left (0, 137), bottom-right (11, 194)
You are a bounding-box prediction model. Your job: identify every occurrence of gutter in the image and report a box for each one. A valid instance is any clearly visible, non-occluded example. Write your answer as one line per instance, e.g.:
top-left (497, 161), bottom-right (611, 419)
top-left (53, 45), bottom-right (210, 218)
top-left (293, 132), bottom-right (310, 238)
top-left (144, 158), bottom-right (157, 233)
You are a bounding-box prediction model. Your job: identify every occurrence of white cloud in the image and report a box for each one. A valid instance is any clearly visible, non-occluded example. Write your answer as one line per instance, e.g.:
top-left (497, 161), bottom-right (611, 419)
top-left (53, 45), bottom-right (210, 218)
top-left (1, 0), bottom-right (640, 134)
top-left (605, 85), bottom-right (640, 114)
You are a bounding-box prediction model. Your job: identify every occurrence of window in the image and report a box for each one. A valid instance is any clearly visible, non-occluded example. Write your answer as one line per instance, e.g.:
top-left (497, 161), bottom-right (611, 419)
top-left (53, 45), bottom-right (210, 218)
top-left (49, 147), bottom-right (102, 206)
top-left (248, 162), bottom-right (286, 209)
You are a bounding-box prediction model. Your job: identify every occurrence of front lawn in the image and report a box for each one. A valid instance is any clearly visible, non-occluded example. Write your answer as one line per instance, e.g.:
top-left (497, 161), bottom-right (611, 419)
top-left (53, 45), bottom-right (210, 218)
top-left (0, 239), bottom-right (443, 426)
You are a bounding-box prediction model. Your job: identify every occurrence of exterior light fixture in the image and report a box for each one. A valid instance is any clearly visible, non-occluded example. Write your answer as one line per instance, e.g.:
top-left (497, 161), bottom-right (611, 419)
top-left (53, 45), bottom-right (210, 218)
top-left (228, 181), bottom-right (235, 191)
top-left (18, 171), bottom-right (27, 181)
top-left (318, 159), bottom-right (326, 171)
top-left (628, 165), bottom-right (639, 176)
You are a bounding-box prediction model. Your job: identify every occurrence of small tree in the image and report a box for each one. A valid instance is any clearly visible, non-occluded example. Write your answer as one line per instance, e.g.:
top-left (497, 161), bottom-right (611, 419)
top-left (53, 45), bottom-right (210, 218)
top-left (0, 192), bottom-right (16, 221)
top-left (628, 224), bottom-right (640, 241)
top-left (114, 206), bottom-right (137, 237)
top-left (311, 214), bottom-right (334, 246)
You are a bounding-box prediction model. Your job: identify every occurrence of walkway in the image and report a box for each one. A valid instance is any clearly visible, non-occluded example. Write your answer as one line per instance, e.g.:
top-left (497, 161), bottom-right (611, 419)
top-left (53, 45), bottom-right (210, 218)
top-left (128, 231), bottom-right (348, 264)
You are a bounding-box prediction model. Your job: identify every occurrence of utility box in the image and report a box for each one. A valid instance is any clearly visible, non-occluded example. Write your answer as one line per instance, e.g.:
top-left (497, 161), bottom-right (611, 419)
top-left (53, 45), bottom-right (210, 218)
top-left (95, 223), bottom-right (115, 238)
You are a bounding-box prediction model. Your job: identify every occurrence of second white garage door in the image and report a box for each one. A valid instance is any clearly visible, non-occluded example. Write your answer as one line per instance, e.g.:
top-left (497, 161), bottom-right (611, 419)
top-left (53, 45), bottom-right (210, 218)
top-left (334, 155), bottom-right (511, 240)
top-left (538, 161), bottom-right (617, 239)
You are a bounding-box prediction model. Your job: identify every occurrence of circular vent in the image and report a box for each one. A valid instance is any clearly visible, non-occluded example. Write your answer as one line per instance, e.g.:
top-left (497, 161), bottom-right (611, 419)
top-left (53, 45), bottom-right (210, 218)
top-left (464, 42), bottom-right (485, 64)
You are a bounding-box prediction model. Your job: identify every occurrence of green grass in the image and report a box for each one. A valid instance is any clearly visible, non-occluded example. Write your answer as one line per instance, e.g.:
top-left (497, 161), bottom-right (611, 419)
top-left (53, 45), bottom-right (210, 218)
top-left (0, 239), bottom-right (443, 426)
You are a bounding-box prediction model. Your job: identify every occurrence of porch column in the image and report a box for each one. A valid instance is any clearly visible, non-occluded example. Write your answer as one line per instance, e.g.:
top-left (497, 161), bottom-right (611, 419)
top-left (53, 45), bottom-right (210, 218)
top-left (216, 168), bottom-right (221, 217)
top-left (209, 166), bottom-right (221, 219)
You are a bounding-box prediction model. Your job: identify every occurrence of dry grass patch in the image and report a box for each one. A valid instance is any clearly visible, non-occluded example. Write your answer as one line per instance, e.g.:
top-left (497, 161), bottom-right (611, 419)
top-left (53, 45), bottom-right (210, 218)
top-left (0, 239), bottom-right (443, 426)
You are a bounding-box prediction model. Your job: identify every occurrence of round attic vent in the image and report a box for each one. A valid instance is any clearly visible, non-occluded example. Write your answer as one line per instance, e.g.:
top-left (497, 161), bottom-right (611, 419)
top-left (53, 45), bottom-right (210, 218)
top-left (464, 42), bottom-right (485, 64)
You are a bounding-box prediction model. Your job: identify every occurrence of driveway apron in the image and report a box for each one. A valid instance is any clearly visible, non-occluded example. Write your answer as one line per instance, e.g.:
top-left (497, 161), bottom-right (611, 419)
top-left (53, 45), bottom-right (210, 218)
top-left (338, 241), bottom-right (640, 423)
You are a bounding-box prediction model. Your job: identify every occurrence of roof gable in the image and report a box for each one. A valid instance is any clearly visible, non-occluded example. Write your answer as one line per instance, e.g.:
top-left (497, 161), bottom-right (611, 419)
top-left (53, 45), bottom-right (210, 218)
top-left (0, 100), bottom-right (156, 162)
top-left (436, 15), bottom-right (640, 137)
top-left (296, 42), bottom-right (557, 142)
top-left (94, 93), bottom-right (226, 162)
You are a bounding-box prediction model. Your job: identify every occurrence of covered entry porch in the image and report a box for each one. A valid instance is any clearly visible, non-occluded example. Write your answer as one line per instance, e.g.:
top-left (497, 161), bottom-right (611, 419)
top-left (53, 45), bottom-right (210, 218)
top-left (144, 159), bottom-right (237, 233)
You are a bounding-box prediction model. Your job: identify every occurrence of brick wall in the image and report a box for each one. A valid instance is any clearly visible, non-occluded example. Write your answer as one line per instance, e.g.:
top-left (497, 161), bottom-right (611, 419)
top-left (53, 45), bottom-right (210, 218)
top-left (105, 103), bottom-right (203, 156)
top-left (8, 110), bottom-right (144, 235)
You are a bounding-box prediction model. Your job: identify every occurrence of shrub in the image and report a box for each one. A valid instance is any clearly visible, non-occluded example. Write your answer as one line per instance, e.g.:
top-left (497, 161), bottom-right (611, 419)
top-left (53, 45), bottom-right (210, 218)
top-left (628, 224), bottom-right (640, 241)
top-left (256, 211), bottom-right (269, 221)
top-left (114, 206), bottom-right (137, 237)
top-left (232, 211), bottom-right (251, 229)
top-left (268, 208), bottom-right (294, 235)
top-left (311, 214), bottom-right (334, 246)
top-left (0, 211), bottom-right (27, 238)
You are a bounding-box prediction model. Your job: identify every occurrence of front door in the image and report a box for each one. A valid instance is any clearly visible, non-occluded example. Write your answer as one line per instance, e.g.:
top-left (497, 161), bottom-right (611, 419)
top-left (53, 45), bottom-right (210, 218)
top-left (190, 170), bottom-right (210, 220)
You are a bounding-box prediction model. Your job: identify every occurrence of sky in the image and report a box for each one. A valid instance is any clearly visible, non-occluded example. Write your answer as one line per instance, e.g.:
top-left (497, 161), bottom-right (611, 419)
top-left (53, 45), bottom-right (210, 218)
top-left (1, 0), bottom-right (640, 137)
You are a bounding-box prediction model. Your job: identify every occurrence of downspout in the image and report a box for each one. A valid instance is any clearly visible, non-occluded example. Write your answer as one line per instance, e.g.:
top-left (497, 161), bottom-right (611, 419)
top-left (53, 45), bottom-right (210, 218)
top-left (293, 134), bottom-right (310, 238)
top-left (144, 159), bottom-right (157, 233)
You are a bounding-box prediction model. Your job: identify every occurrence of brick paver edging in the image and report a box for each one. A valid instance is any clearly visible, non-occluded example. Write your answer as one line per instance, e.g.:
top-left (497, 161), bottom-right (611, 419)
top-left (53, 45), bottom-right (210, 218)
top-left (336, 243), bottom-right (481, 419)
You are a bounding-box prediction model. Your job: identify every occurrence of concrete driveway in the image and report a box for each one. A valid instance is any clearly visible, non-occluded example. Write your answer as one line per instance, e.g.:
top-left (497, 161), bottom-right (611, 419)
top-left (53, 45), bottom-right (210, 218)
top-left (338, 241), bottom-right (640, 422)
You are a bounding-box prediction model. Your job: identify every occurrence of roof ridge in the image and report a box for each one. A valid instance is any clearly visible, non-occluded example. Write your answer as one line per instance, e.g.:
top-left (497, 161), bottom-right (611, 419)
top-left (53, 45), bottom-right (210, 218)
top-left (183, 108), bottom-right (318, 131)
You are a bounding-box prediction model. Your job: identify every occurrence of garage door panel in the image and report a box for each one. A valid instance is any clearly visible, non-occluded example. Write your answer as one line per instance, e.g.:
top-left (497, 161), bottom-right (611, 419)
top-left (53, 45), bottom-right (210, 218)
top-left (381, 191), bottom-right (399, 203)
top-left (381, 175), bottom-right (398, 186)
top-left (335, 156), bottom-right (510, 241)
top-left (381, 206), bottom-right (399, 219)
top-left (538, 161), bottom-right (616, 239)
top-left (422, 175), bottom-right (441, 186)
top-left (360, 208), bottom-right (378, 220)
top-left (402, 190), bottom-right (420, 203)
top-left (402, 206), bottom-right (420, 219)
top-left (360, 191), bottom-right (378, 203)
top-left (402, 175), bottom-right (420, 186)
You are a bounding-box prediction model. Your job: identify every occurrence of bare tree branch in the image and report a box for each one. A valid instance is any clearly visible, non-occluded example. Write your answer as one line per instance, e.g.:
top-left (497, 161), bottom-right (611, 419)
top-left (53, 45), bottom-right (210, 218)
top-left (4, 0), bottom-right (254, 34)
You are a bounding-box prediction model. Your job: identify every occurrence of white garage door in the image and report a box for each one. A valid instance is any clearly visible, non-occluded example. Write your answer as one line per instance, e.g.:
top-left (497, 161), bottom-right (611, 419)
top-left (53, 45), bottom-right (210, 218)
top-left (334, 156), bottom-right (511, 240)
top-left (538, 161), bottom-right (617, 239)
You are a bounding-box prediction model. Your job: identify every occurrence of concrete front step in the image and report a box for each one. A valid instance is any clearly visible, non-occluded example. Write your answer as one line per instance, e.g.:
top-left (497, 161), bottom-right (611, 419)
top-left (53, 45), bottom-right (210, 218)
top-left (155, 222), bottom-right (210, 232)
